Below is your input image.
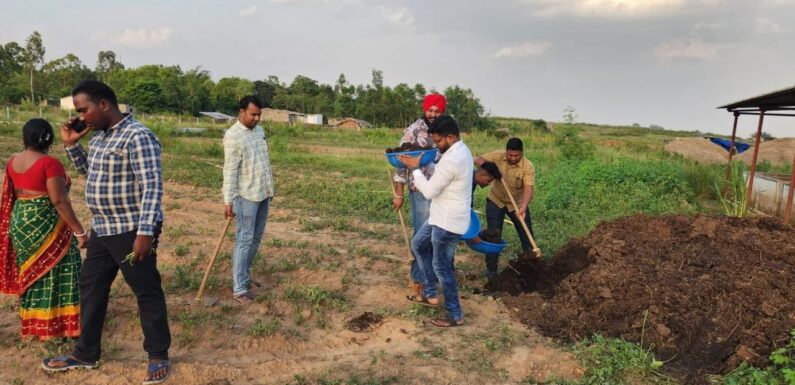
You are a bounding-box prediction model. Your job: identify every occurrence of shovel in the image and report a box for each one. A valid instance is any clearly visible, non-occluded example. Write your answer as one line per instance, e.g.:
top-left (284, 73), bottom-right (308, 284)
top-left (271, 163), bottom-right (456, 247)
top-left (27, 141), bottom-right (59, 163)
top-left (195, 216), bottom-right (233, 304)
top-left (387, 169), bottom-right (415, 288)
top-left (499, 177), bottom-right (542, 259)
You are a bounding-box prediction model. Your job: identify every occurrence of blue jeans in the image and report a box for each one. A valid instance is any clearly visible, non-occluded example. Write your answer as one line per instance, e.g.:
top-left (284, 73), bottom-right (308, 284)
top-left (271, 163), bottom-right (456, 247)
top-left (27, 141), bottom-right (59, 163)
top-left (484, 199), bottom-right (535, 277)
top-left (411, 223), bottom-right (463, 321)
top-left (409, 191), bottom-right (431, 284)
top-left (232, 196), bottom-right (271, 295)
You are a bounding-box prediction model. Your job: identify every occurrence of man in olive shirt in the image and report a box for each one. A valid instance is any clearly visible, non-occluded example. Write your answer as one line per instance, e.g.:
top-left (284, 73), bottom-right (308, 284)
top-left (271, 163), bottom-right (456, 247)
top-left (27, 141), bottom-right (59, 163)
top-left (474, 137), bottom-right (536, 279)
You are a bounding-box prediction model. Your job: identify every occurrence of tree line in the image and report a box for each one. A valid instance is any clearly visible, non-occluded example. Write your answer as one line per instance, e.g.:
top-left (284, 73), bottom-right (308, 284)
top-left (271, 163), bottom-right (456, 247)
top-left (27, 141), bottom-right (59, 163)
top-left (0, 31), bottom-right (491, 130)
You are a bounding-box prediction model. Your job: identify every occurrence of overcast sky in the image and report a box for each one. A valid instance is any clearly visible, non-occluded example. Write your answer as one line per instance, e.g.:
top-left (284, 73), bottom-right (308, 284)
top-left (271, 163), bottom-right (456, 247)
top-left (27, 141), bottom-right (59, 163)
top-left (2, 0), bottom-right (794, 137)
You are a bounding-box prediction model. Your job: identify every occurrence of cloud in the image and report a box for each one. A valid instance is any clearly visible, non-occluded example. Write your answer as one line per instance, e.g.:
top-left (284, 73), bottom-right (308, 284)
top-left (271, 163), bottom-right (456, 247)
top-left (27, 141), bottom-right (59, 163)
top-left (653, 37), bottom-right (719, 61)
top-left (493, 41), bottom-right (552, 58)
top-left (379, 6), bottom-right (415, 30)
top-left (755, 17), bottom-right (788, 33)
top-left (270, 0), bottom-right (358, 3)
top-left (239, 5), bottom-right (258, 19)
top-left (112, 28), bottom-right (173, 48)
top-left (521, 0), bottom-right (685, 18)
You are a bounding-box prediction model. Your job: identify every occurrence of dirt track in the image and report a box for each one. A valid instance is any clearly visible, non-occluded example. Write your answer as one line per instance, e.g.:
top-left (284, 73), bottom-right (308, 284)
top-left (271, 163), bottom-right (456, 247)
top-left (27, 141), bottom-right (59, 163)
top-left (491, 214), bottom-right (795, 384)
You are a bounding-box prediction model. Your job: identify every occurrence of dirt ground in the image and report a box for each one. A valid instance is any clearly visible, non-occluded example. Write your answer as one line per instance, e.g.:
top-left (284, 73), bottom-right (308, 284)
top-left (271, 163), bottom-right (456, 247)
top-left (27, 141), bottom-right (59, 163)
top-left (0, 174), bottom-right (583, 385)
top-left (490, 214), bottom-right (795, 385)
top-left (664, 137), bottom-right (728, 164)
top-left (737, 138), bottom-right (795, 167)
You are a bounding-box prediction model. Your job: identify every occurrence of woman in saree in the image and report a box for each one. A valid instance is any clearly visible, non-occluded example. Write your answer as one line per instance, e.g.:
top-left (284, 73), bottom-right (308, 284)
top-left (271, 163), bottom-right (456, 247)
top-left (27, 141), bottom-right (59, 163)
top-left (0, 118), bottom-right (87, 340)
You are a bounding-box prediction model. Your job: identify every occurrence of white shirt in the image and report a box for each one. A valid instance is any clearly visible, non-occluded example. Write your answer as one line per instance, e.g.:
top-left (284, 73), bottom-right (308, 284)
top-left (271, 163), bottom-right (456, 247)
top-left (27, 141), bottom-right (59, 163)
top-left (412, 140), bottom-right (473, 235)
top-left (222, 121), bottom-right (275, 204)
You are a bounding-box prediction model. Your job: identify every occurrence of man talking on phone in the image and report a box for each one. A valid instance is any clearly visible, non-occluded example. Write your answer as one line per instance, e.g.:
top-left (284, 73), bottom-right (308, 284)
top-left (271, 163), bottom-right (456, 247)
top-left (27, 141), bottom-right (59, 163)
top-left (41, 80), bottom-right (172, 385)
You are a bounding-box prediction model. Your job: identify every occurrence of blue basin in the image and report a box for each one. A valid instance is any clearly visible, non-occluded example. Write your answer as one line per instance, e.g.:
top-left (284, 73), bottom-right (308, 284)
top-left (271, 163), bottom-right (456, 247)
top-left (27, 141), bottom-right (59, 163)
top-left (386, 149), bottom-right (438, 169)
top-left (466, 239), bottom-right (508, 254)
top-left (460, 210), bottom-right (480, 240)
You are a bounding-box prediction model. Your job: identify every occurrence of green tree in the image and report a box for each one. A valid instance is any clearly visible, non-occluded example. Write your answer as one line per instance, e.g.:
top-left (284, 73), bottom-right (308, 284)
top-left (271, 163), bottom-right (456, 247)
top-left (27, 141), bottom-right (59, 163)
top-left (0, 42), bottom-right (25, 103)
top-left (41, 53), bottom-right (94, 100)
top-left (443, 85), bottom-right (487, 131)
top-left (183, 67), bottom-right (213, 115)
top-left (23, 31), bottom-right (45, 102)
top-left (126, 79), bottom-right (165, 113)
top-left (96, 50), bottom-right (124, 83)
top-left (212, 77), bottom-right (253, 114)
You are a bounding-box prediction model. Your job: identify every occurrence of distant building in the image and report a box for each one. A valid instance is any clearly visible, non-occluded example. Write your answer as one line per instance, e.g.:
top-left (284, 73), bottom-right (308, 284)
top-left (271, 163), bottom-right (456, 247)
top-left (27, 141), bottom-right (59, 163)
top-left (199, 111), bottom-right (236, 124)
top-left (262, 108), bottom-right (306, 125)
top-left (331, 118), bottom-right (372, 130)
top-left (306, 114), bottom-right (323, 125)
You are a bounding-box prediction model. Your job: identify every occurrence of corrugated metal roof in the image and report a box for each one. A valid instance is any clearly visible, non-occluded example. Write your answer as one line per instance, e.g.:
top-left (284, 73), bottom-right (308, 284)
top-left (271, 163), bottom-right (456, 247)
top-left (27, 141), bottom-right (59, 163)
top-left (719, 85), bottom-right (795, 110)
top-left (199, 111), bottom-right (236, 120)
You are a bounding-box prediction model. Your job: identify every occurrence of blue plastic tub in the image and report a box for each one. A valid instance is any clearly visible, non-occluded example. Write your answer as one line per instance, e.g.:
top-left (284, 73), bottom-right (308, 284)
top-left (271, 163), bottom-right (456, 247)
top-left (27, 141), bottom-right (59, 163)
top-left (465, 239), bottom-right (508, 254)
top-left (460, 210), bottom-right (480, 240)
top-left (385, 149), bottom-right (438, 169)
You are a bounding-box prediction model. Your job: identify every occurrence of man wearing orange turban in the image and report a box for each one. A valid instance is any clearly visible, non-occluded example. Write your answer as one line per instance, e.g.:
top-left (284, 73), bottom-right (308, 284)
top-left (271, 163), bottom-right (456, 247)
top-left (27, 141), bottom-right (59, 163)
top-left (392, 93), bottom-right (446, 301)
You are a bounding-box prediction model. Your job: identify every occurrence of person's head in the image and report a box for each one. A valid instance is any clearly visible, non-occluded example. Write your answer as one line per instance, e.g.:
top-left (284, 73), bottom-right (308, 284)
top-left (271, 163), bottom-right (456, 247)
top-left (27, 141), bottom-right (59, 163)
top-left (505, 137), bottom-right (524, 165)
top-left (475, 161), bottom-right (502, 187)
top-left (429, 115), bottom-right (460, 153)
top-left (71, 80), bottom-right (120, 131)
top-left (238, 95), bottom-right (264, 129)
top-left (422, 94), bottom-right (446, 124)
top-left (22, 118), bottom-right (54, 152)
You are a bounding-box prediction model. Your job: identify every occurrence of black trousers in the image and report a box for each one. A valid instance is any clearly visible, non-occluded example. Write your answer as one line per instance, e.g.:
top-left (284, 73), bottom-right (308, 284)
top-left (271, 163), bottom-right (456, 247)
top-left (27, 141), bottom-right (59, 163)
top-left (74, 223), bottom-right (170, 362)
top-left (484, 199), bottom-right (535, 274)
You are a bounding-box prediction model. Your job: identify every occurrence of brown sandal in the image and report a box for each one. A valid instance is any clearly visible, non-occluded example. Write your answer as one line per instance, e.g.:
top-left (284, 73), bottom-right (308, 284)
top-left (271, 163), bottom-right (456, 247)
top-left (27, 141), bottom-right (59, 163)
top-left (406, 294), bottom-right (440, 307)
top-left (429, 317), bottom-right (464, 328)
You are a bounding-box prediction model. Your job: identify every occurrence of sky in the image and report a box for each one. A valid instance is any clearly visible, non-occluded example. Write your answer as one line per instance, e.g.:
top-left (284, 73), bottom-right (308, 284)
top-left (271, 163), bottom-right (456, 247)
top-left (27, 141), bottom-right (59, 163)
top-left (2, 0), bottom-right (794, 137)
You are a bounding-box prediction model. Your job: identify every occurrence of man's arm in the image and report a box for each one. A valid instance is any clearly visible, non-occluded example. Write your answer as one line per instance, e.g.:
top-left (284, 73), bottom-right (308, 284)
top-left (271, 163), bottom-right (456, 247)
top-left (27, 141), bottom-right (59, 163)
top-left (517, 185), bottom-right (534, 220)
top-left (129, 131), bottom-right (163, 236)
top-left (474, 156), bottom-right (486, 167)
top-left (411, 161), bottom-right (454, 200)
top-left (222, 135), bottom-right (242, 217)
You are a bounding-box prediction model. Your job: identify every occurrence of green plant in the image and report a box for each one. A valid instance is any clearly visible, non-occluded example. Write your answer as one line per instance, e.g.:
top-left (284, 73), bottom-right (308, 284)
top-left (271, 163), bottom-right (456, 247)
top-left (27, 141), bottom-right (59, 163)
top-left (248, 318), bottom-right (282, 337)
top-left (723, 330), bottom-right (795, 385)
top-left (715, 161), bottom-right (748, 218)
top-left (573, 335), bottom-right (666, 385)
top-left (174, 244), bottom-right (190, 257)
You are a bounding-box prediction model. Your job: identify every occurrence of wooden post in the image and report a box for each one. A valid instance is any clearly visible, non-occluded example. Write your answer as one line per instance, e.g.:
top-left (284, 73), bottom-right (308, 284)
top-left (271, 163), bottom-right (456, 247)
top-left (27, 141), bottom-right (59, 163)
top-left (745, 111), bottom-right (765, 210)
top-left (725, 112), bottom-right (739, 181)
top-left (785, 153), bottom-right (795, 223)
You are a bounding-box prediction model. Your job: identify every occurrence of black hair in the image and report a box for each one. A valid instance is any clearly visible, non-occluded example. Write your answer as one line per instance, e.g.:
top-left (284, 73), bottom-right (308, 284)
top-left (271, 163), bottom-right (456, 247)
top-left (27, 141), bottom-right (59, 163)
top-left (239, 95), bottom-right (264, 110)
top-left (479, 161), bottom-right (502, 180)
top-left (72, 80), bottom-right (118, 107)
top-left (429, 115), bottom-right (460, 137)
top-left (22, 118), bottom-right (54, 151)
top-left (506, 137), bottom-right (523, 152)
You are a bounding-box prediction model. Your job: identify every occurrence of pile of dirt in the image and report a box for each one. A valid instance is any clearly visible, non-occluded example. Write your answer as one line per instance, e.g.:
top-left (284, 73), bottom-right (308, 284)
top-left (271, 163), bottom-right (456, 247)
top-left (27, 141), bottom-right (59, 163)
top-left (490, 214), bottom-right (795, 384)
top-left (385, 143), bottom-right (433, 153)
top-left (664, 137), bottom-right (729, 164)
top-left (738, 138), bottom-right (795, 166)
top-left (478, 228), bottom-right (502, 243)
top-left (346, 312), bottom-right (384, 332)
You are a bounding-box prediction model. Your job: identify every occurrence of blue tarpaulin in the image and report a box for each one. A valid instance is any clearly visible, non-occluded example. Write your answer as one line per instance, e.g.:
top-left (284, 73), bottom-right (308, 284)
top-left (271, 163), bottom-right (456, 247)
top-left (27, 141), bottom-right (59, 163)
top-left (707, 137), bottom-right (751, 154)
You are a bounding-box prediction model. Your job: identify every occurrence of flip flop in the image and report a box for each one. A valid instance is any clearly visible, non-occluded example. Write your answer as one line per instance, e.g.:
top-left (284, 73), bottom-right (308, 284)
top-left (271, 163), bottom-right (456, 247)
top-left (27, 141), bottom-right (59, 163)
top-left (429, 317), bottom-right (464, 328)
top-left (405, 294), bottom-right (440, 307)
top-left (41, 354), bottom-right (98, 372)
top-left (143, 359), bottom-right (170, 385)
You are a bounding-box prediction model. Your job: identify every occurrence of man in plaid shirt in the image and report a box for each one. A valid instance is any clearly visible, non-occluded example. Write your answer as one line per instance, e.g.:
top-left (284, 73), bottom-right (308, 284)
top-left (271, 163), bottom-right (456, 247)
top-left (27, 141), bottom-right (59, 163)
top-left (42, 81), bottom-right (171, 384)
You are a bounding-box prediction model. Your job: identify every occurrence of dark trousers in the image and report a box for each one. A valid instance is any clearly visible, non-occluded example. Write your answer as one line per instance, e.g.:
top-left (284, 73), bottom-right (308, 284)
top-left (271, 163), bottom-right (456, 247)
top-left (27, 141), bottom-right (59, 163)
top-left (484, 199), bottom-right (535, 275)
top-left (74, 223), bottom-right (170, 362)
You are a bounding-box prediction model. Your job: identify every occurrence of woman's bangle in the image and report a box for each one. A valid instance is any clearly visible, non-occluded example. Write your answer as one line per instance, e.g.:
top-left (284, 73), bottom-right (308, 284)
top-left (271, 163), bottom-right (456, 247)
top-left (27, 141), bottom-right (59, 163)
top-left (73, 230), bottom-right (87, 237)
top-left (394, 194), bottom-right (404, 199)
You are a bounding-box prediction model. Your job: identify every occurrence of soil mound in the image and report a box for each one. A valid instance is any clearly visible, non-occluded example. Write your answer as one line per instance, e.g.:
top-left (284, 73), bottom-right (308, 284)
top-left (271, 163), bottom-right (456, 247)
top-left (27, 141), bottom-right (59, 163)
top-left (346, 312), bottom-right (384, 332)
top-left (738, 138), bottom-right (795, 166)
top-left (665, 137), bottom-right (728, 164)
top-left (491, 214), bottom-right (795, 384)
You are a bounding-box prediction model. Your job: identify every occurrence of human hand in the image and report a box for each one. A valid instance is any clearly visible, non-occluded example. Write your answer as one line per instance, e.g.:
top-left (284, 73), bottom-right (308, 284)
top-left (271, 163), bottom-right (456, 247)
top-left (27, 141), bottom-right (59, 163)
top-left (471, 236), bottom-right (482, 244)
top-left (392, 196), bottom-right (404, 210)
top-left (60, 118), bottom-right (91, 147)
top-left (224, 204), bottom-right (235, 219)
top-left (76, 233), bottom-right (89, 249)
top-left (132, 235), bottom-right (153, 262)
top-left (397, 154), bottom-right (421, 169)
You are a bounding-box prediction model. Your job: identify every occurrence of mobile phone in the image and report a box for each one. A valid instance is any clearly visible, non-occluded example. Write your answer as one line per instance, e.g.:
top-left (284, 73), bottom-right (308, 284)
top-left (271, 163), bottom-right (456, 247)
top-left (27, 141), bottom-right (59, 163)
top-left (71, 119), bottom-right (87, 133)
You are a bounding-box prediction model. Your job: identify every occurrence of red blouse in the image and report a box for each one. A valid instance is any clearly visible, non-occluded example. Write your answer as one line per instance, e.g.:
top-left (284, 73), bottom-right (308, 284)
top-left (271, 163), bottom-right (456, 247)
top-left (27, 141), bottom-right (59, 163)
top-left (6, 156), bottom-right (66, 192)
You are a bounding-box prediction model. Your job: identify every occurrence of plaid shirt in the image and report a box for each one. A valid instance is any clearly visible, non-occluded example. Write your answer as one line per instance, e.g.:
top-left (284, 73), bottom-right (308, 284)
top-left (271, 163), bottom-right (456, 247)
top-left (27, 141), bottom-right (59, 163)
top-left (222, 121), bottom-right (275, 204)
top-left (65, 114), bottom-right (164, 237)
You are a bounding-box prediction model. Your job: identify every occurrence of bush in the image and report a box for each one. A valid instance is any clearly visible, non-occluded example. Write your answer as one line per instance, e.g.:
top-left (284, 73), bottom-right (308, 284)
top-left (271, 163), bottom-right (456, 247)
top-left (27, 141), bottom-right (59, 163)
top-left (554, 126), bottom-right (594, 160)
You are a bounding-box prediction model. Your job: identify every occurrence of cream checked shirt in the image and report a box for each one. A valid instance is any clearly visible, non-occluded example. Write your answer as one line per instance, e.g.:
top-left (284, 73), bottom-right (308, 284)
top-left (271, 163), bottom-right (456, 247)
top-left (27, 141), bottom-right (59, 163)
top-left (222, 121), bottom-right (275, 204)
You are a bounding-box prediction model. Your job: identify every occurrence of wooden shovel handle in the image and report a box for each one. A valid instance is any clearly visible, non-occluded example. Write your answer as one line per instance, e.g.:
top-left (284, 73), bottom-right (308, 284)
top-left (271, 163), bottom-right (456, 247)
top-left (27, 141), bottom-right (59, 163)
top-left (196, 216), bottom-right (233, 301)
top-left (499, 177), bottom-right (542, 257)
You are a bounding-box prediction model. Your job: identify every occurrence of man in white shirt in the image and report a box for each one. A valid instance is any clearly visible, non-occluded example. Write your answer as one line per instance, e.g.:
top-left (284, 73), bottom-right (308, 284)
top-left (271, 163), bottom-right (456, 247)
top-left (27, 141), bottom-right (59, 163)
top-left (398, 115), bottom-right (472, 327)
top-left (222, 96), bottom-right (275, 304)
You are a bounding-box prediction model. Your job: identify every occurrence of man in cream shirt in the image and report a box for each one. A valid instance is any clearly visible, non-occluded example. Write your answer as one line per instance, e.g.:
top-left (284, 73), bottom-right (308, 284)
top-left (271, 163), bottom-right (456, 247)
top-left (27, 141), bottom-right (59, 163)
top-left (398, 115), bottom-right (472, 328)
top-left (222, 96), bottom-right (275, 304)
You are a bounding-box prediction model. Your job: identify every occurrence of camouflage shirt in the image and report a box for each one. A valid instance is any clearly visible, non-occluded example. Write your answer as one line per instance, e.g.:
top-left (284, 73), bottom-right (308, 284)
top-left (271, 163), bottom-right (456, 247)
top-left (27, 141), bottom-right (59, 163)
top-left (393, 118), bottom-right (436, 191)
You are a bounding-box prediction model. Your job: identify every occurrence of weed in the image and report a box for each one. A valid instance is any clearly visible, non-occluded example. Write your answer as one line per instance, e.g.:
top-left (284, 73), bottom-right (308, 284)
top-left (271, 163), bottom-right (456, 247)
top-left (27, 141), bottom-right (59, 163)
top-left (248, 318), bottom-right (282, 337)
top-left (573, 335), bottom-right (668, 385)
top-left (174, 244), bottom-right (190, 257)
top-left (715, 160), bottom-right (748, 218)
top-left (722, 329), bottom-right (795, 385)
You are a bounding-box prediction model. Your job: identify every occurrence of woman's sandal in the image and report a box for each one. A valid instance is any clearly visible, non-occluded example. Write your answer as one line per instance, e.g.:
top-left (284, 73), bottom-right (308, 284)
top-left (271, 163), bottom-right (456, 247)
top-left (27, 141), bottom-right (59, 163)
top-left (429, 317), bottom-right (464, 328)
top-left (405, 294), bottom-right (440, 307)
top-left (41, 354), bottom-right (98, 372)
top-left (143, 359), bottom-right (171, 385)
